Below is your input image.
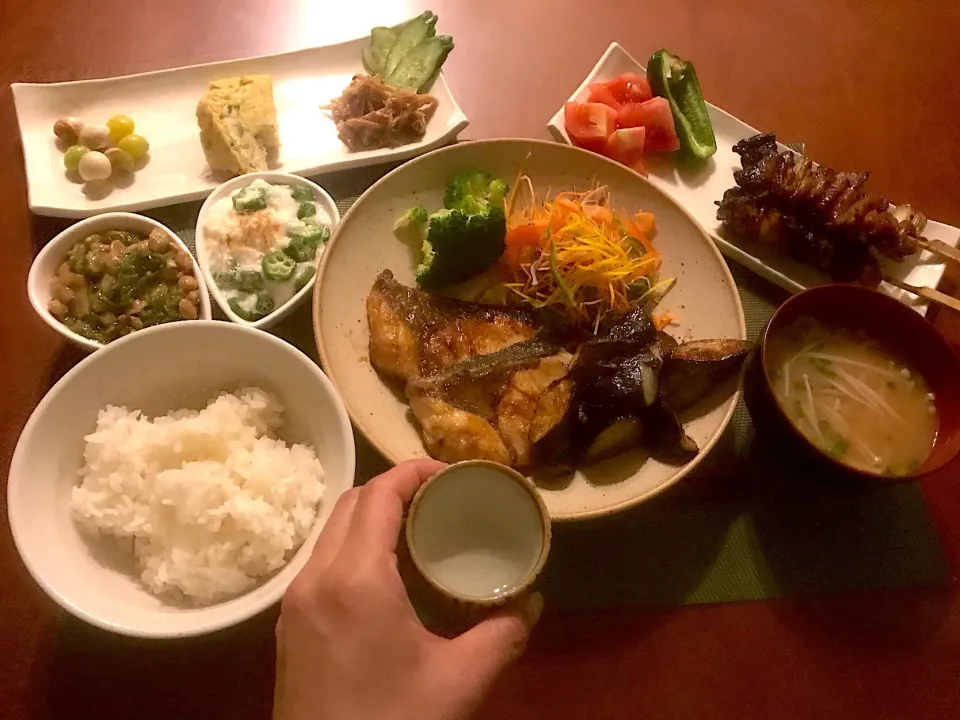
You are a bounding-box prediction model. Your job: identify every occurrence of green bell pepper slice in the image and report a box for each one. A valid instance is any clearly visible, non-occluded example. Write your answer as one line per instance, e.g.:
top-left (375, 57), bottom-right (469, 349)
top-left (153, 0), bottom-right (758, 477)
top-left (647, 50), bottom-right (717, 161)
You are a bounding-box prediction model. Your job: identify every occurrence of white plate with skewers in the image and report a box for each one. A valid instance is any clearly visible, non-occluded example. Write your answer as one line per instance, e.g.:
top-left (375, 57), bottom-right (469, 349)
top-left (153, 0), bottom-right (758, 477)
top-left (547, 42), bottom-right (960, 315)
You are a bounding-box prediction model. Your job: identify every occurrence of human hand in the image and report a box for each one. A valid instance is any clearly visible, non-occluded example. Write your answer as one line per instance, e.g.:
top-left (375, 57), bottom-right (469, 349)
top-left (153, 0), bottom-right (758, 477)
top-left (273, 459), bottom-right (543, 720)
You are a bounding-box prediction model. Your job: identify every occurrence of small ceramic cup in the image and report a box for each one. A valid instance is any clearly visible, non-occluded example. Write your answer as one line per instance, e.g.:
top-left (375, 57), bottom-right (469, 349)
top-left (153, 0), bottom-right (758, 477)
top-left (405, 461), bottom-right (551, 607)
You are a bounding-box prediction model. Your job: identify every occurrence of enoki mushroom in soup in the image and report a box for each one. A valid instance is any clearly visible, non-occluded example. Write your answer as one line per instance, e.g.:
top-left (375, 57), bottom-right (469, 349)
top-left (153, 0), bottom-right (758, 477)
top-left (769, 317), bottom-right (937, 475)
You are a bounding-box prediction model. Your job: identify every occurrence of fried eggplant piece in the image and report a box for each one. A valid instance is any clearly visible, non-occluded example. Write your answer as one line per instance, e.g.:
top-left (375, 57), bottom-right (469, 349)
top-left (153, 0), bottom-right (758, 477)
top-left (660, 339), bottom-right (753, 412)
top-left (583, 417), bottom-right (644, 464)
top-left (643, 400), bottom-right (699, 462)
top-left (533, 328), bottom-right (706, 464)
top-left (560, 349), bottom-right (666, 462)
top-left (655, 330), bottom-right (679, 355)
top-left (576, 305), bottom-right (658, 364)
top-left (584, 348), bottom-right (665, 409)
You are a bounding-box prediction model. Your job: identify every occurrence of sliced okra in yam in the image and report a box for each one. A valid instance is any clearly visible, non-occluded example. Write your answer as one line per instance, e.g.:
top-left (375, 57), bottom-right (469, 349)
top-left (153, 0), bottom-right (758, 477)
top-left (232, 185), bottom-right (268, 212)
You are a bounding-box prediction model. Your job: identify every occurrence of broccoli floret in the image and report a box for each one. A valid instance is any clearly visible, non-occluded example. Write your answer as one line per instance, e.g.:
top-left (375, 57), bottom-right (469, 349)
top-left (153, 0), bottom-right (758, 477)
top-left (392, 189), bottom-right (507, 290)
top-left (443, 170), bottom-right (509, 215)
top-left (393, 205), bottom-right (430, 247)
top-left (412, 206), bottom-right (506, 289)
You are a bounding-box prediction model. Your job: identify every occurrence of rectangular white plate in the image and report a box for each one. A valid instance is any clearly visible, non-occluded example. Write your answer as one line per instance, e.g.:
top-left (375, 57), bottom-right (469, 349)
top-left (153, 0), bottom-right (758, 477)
top-left (547, 42), bottom-right (960, 314)
top-left (13, 35), bottom-right (468, 218)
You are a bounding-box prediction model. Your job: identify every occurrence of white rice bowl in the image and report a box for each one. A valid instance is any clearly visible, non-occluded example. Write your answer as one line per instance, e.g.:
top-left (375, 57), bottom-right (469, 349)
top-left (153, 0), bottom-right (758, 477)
top-left (72, 387), bottom-right (325, 603)
top-left (7, 321), bottom-right (356, 638)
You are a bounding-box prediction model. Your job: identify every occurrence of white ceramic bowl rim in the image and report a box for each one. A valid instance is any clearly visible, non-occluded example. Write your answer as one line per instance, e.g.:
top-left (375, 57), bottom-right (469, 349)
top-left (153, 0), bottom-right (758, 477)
top-left (27, 212), bottom-right (213, 352)
top-left (406, 461), bottom-right (552, 604)
top-left (194, 172), bottom-right (341, 331)
top-left (7, 320), bottom-right (356, 638)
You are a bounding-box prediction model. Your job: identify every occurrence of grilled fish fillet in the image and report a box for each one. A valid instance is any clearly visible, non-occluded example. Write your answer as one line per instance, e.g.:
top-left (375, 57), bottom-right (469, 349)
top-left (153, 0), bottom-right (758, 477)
top-left (367, 270), bottom-right (538, 381)
top-left (367, 271), bottom-right (571, 466)
top-left (495, 353), bottom-right (573, 466)
top-left (404, 337), bottom-right (574, 465)
top-left (407, 395), bottom-right (511, 465)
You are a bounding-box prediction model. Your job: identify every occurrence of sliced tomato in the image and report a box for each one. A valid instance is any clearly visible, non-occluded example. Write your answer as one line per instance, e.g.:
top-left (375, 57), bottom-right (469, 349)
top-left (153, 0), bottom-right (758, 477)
top-left (615, 102), bottom-right (646, 128)
top-left (616, 97), bottom-right (680, 152)
top-left (632, 211), bottom-right (657, 238)
top-left (564, 101), bottom-right (617, 153)
top-left (502, 222), bottom-right (552, 268)
top-left (587, 82), bottom-right (622, 110)
top-left (583, 204), bottom-right (614, 227)
top-left (604, 126), bottom-right (648, 176)
top-left (607, 72), bottom-right (652, 104)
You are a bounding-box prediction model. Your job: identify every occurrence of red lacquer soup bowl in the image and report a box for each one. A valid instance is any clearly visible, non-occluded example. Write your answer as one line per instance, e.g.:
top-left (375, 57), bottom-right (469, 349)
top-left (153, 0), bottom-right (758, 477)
top-left (744, 284), bottom-right (960, 483)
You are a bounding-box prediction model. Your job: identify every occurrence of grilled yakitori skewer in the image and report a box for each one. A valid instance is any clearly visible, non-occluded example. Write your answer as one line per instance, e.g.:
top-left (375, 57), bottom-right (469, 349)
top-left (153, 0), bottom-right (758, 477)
top-left (717, 133), bottom-right (958, 286)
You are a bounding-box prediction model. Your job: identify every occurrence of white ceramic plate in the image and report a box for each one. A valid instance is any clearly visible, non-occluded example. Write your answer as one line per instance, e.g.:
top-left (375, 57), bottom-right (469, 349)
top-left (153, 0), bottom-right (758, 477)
top-left (194, 172), bottom-right (340, 331)
top-left (547, 42), bottom-right (960, 314)
top-left (314, 139), bottom-right (746, 521)
top-left (13, 35), bottom-right (468, 218)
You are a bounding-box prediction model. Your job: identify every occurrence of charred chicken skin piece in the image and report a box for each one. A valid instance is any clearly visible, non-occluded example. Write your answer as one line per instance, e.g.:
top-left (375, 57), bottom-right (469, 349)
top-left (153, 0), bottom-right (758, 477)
top-left (717, 133), bottom-right (927, 286)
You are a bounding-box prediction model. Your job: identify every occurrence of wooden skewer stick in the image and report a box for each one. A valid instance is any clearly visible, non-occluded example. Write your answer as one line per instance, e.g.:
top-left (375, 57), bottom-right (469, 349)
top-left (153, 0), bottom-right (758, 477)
top-left (916, 237), bottom-right (960, 266)
top-left (884, 275), bottom-right (960, 314)
top-left (891, 204), bottom-right (960, 265)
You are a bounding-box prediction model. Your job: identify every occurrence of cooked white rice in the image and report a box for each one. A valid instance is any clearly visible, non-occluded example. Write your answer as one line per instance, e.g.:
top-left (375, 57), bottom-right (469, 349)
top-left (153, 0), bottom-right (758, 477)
top-left (71, 387), bottom-right (325, 603)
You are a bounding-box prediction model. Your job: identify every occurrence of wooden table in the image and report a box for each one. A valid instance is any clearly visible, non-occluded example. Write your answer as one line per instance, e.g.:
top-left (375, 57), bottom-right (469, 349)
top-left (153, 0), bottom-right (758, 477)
top-left (2, 2), bottom-right (959, 718)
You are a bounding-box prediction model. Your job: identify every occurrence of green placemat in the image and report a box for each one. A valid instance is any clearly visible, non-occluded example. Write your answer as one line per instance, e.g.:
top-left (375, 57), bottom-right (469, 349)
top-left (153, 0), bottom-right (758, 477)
top-left (146, 164), bottom-right (952, 608)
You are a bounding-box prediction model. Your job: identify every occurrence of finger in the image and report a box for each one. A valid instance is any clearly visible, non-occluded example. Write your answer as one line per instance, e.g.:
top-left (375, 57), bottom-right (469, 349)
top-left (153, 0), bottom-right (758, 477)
top-left (441, 592), bottom-right (543, 697)
top-left (296, 486), bottom-right (361, 584)
top-left (273, 617), bottom-right (287, 720)
top-left (345, 459), bottom-right (446, 557)
top-left (367, 458), bottom-right (447, 504)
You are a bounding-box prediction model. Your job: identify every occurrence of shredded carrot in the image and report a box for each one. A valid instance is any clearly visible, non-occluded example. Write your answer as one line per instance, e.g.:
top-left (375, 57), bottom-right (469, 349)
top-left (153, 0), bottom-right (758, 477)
top-left (652, 311), bottom-right (678, 330)
top-left (497, 178), bottom-right (676, 330)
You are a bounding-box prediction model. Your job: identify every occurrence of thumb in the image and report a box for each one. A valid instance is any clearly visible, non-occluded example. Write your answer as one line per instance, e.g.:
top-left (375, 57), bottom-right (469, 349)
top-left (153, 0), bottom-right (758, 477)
top-left (444, 592), bottom-right (543, 693)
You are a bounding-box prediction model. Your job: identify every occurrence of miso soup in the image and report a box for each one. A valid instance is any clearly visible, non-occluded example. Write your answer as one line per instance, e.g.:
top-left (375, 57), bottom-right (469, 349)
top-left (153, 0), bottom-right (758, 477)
top-left (769, 317), bottom-right (937, 476)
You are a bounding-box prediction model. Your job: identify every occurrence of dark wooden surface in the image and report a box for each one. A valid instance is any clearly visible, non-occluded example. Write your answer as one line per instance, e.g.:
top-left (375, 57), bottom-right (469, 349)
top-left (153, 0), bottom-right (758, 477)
top-left (2, 2), bottom-right (960, 718)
